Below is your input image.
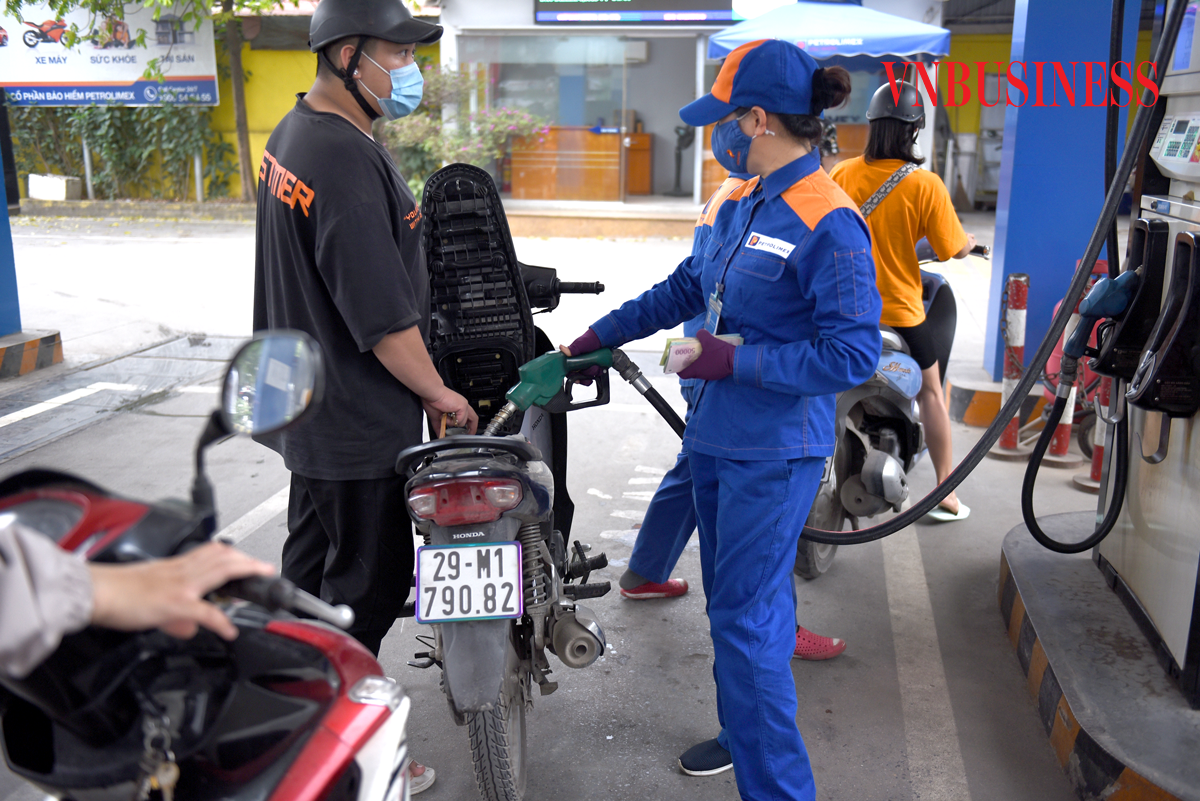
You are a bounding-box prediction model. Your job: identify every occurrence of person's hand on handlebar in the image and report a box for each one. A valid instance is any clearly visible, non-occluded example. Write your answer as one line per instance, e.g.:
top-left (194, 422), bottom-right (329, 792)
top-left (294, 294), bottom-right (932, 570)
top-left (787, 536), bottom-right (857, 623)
top-left (89, 542), bottom-right (275, 641)
top-left (422, 386), bottom-right (479, 435)
top-left (953, 232), bottom-right (978, 259)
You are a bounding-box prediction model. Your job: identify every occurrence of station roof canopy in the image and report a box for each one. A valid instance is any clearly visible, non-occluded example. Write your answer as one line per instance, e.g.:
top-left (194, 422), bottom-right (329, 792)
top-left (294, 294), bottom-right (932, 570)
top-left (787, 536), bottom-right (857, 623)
top-left (707, 1), bottom-right (951, 69)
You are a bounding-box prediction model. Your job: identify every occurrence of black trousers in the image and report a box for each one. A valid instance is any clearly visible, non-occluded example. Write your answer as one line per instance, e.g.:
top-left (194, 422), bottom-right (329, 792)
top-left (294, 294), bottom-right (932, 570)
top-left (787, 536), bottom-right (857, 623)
top-left (284, 473), bottom-right (413, 656)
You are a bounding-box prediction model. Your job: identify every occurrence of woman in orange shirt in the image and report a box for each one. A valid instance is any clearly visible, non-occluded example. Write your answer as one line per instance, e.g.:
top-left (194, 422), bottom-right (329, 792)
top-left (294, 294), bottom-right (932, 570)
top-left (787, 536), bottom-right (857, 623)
top-left (830, 80), bottom-right (975, 520)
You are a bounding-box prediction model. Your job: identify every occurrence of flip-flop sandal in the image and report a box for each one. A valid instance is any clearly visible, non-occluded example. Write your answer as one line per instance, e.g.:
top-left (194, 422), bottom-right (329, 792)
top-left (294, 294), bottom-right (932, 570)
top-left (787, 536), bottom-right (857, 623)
top-left (925, 502), bottom-right (971, 523)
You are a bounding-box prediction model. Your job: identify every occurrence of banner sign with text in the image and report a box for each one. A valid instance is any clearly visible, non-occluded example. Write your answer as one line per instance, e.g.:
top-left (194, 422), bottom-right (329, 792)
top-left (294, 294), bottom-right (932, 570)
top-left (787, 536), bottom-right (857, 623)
top-left (0, 3), bottom-right (218, 106)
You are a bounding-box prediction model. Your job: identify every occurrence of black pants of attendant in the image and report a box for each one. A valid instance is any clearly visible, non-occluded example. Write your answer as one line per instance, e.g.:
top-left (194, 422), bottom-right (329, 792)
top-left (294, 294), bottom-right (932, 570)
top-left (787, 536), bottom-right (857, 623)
top-left (284, 473), bottom-right (413, 656)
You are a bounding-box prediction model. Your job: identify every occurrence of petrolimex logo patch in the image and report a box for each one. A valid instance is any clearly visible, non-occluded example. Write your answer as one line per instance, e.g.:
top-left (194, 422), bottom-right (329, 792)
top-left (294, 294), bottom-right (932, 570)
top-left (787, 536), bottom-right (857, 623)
top-left (746, 232), bottom-right (796, 259)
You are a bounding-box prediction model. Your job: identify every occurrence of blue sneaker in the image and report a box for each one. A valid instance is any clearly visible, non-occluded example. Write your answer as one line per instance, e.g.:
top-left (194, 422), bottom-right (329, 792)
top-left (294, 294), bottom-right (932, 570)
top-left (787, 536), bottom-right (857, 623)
top-left (678, 738), bottom-right (733, 776)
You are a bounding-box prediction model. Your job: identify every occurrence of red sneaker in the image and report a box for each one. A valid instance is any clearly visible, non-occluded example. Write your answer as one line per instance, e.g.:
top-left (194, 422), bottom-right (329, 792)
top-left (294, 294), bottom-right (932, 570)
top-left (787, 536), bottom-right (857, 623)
top-left (793, 626), bottom-right (846, 661)
top-left (620, 578), bottom-right (689, 599)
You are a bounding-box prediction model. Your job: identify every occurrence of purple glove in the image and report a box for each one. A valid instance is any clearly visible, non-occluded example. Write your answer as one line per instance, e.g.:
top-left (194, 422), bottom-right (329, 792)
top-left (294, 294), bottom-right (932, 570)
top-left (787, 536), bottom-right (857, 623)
top-left (678, 330), bottom-right (735, 381)
top-left (561, 328), bottom-right (604, 384)
top-left (564, 328), bottom-right (601, 357)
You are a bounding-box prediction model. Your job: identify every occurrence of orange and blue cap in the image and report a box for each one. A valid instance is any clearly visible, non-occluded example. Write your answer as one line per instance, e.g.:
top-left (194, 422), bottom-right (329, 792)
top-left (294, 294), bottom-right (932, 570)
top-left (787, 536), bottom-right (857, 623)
top-left (680, 39), bottom-right (822, 126)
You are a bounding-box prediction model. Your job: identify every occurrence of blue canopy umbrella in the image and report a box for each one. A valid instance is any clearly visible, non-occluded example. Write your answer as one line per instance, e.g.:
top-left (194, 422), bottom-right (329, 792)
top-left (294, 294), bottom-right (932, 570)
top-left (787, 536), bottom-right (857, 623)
top-left (709, 2), bottom-right (950, 70)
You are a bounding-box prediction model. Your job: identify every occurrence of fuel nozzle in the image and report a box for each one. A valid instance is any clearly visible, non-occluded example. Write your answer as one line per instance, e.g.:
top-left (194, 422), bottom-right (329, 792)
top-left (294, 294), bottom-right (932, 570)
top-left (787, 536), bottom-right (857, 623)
top-left (1063, 271), bottom-right (1139, 361)
top-left (481, 349), bottom-right (615, 436)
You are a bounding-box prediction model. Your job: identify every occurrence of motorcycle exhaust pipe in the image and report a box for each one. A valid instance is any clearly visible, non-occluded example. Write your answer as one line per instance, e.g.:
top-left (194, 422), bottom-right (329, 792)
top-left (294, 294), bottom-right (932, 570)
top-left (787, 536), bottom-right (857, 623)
top-left (548, 604), bottom-right (606, 668)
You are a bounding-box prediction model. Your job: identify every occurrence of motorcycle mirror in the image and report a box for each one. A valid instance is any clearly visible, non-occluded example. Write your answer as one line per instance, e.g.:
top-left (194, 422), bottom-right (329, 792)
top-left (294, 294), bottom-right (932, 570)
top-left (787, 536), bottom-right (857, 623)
top-left (220, 331), bottom-right (324, 436)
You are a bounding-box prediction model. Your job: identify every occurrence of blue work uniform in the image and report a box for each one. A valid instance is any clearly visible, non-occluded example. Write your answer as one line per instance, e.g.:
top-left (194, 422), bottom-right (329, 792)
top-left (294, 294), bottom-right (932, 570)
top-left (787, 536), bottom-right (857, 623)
top-left (590, 150), bottom-right (881, 801)
top-left (627, 176), bottom-right (747, 585)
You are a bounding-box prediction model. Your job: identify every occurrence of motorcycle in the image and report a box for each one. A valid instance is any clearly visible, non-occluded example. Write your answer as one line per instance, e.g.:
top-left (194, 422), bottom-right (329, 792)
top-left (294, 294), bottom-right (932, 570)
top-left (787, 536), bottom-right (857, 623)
top-left (795, 243), bottom-right (989, 578)
top-left (0, 331), bottom-right (421, 801)
top-left (398, 164), bottom-right (682, 801)
top-left (22, 19), bottom-right (67, 47)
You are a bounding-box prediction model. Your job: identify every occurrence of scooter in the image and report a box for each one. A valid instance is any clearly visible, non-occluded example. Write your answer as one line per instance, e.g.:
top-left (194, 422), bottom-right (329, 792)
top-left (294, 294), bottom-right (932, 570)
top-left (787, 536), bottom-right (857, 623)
top-left (795, 243), bottom-right (988, 578)
top-left (22, 19), bottom-right (66, 47)
top-left (0, 332), bottom-right (420, 801)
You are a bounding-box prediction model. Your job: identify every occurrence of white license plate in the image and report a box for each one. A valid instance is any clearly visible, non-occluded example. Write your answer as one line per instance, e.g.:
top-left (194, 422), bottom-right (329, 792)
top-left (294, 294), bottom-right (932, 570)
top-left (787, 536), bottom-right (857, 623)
top-left (415, 542), bottom-right (524, 623)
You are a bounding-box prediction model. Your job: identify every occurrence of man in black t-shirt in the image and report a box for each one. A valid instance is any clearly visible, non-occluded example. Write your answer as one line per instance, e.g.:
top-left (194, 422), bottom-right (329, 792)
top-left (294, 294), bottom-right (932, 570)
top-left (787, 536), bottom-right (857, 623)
top-left (252, 0), bottom-right (476, 725)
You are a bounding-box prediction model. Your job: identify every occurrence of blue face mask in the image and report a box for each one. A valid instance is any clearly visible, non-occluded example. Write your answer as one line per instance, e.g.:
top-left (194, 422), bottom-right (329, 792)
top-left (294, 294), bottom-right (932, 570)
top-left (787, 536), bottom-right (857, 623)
top-left (710, 112), bottom-right (774, 173)
top-left (710, 113), bottom-right (752, 172)
top-left (360, 54), bottom-right (423, 120)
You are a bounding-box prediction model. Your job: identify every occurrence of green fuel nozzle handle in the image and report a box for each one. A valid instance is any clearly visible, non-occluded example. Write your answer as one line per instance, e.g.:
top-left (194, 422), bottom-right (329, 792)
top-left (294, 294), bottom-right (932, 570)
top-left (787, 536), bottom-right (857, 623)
top-left (506, 349), bottom-right (613, 411)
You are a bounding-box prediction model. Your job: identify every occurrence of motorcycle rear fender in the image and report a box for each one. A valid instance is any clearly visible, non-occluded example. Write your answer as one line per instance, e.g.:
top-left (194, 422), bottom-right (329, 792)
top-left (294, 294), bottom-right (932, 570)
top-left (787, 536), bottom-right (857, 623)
top-left (440, 620), bottom-right (511, 718)
top-left (425, 515), bottom-right (521, 546)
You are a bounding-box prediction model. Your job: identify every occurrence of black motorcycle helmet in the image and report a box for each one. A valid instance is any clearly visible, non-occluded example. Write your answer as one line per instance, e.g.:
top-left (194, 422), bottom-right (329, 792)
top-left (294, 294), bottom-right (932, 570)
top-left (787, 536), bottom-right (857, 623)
top-left (866, 81), bottom-right (926, 129)
top-left (309, 0), bottom-right (442, 52)
top-left (309, 0), bottom-right (442, 121)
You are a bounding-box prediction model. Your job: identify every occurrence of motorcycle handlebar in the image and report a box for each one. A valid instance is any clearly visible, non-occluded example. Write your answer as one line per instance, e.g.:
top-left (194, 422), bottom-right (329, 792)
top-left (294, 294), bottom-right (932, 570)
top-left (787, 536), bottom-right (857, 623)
top-left (220, 576), bottom-right (355, 630)
top-left (557, 281), bottom-right (605, 294)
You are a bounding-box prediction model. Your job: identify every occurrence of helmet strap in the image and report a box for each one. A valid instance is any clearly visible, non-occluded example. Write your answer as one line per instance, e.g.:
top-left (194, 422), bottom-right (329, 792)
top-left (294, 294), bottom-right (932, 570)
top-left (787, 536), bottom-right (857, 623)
top-left (320, 35), bottom-right (381, 121)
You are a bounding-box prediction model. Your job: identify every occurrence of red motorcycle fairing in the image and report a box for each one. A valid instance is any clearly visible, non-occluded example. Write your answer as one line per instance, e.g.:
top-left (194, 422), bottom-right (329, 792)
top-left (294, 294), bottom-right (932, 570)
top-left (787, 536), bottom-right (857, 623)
top-left (264, 622), bottom-right (389, 801)
top-left (0, 469), bottom-right (212, 561)
top-left (0, 615), bottom-right (380, 801)
top-left (0, 488), bottom-right (150, 555)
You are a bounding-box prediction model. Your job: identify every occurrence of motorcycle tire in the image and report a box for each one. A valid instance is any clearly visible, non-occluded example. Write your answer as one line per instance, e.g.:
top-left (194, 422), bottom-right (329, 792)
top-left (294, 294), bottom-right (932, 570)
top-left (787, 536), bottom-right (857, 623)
top-left (795, 464), bottom-right (845, 580)
top-left (23, 30), bottom-right (40, 47)
top-left (467, 665), bottom-right (526, 800)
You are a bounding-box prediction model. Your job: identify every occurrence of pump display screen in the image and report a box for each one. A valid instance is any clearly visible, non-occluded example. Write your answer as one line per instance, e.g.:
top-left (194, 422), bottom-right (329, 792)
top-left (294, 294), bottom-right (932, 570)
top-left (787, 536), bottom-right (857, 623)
top-left (1174, 119), bottom-right (1190, 135)
top-left (534, 0), bottom-right (734, 23)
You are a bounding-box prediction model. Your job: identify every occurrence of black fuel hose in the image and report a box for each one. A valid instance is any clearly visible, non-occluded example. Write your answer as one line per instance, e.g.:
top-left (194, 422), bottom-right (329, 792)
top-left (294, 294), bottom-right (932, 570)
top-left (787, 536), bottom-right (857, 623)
top-left (1021, 394), bottom-right (1130, 553)
top-left (611, 349), bottom-right (688, 438)
top-left (800, 0), bottom-right (1187, 546)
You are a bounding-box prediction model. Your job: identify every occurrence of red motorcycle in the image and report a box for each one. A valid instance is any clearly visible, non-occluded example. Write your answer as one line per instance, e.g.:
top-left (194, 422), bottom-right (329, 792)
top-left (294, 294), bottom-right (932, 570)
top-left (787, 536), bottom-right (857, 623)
top-left (22, 19), bottom-right (67, 47)
top-left (0, 332), bottom-right (418, 801)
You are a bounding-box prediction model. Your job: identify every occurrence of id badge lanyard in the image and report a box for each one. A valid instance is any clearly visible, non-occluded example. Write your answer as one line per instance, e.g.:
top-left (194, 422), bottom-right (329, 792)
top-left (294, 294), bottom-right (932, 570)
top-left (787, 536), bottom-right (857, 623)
top-left (705, 190), bottom-right (763, 335)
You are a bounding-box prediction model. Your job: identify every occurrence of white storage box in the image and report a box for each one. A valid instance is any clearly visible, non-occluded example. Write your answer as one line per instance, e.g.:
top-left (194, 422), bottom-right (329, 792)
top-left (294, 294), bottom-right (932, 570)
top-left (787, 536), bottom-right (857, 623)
top-left (27, 174), bottom-right (82, 201)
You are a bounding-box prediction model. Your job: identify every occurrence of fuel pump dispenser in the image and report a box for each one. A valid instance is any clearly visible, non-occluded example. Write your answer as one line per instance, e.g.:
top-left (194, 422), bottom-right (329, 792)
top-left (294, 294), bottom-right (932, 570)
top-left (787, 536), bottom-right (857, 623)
top-left (1091, 26), bottom-right (1200, 704)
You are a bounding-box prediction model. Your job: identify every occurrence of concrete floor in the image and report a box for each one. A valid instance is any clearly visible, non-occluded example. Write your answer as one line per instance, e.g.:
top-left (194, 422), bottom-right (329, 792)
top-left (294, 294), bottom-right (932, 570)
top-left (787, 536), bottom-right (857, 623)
top-left (0, 215), bottom-right (1107, 800)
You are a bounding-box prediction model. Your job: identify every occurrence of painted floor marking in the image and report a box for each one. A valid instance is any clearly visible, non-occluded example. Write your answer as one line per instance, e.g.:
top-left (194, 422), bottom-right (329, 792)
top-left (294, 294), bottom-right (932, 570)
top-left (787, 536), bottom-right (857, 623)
top-left (628, 477), bottom-right (661, 485)
top-left (0, 382), bottom-right (140, 430)
top-left (588, 488), bottom-right (613, 500)
top-left (214, 485), bottom-right (291, 545)
top-left (881, 529), bottom-right (971, 801)
top-left (622, 491), bottom-right (655, 501)
top-left (610, 510), bottom-right (645, 521)
top-left (635, 465), bottom-right (667, 475)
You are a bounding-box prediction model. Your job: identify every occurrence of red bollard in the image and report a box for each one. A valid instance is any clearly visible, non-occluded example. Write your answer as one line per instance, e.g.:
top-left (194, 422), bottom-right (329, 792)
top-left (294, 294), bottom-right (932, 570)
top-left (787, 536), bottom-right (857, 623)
top-left (1073, 377), bottom-right (1110, 492)
top-left (1042, 271), bottom-right (1100, 469)
top-left (989, 274), bottom-right (1034, 461)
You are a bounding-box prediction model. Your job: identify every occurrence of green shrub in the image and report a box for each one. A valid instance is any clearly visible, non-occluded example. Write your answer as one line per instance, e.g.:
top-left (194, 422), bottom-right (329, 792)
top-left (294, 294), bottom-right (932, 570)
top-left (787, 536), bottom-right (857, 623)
top-left (10, 103), bottom-right (234, 200)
